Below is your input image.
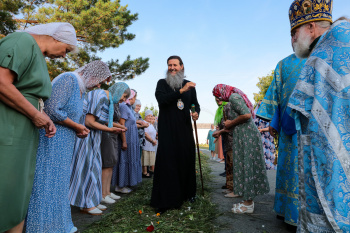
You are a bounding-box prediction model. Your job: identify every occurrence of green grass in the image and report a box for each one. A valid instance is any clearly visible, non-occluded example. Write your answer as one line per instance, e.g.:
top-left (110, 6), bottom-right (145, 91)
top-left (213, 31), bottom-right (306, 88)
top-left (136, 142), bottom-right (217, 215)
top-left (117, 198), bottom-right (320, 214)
top-left (84, 153), bottom-right (217, 233)
top-left (199, 144), bottom-right (209, 150)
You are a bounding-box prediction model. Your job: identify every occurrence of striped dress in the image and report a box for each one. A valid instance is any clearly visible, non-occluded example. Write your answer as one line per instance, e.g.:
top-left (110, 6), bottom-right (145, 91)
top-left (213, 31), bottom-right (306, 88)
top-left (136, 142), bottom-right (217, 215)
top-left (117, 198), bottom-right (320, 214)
top-left (69, 90), bottom-right (109, 208)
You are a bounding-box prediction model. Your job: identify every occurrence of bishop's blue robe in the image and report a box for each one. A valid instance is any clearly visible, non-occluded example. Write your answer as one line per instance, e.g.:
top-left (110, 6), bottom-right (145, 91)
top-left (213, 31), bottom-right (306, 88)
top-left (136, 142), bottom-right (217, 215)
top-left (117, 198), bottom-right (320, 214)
top-left (257, 54), bottom-right (306, 226)
top-left (288, 20), bottom-right (350, 232)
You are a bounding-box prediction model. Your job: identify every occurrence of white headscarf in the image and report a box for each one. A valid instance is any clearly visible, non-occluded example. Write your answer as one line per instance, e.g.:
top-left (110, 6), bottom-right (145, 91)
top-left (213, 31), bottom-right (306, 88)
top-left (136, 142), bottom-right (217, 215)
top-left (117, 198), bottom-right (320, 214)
top-left (23, 22), bottom-right (77, 49)
top-left (132, 99), bottom-right (141, 109)
top-left (74, 60), bottom-right (112, 93)
top-left (145, 110), bottom-right (153, 118)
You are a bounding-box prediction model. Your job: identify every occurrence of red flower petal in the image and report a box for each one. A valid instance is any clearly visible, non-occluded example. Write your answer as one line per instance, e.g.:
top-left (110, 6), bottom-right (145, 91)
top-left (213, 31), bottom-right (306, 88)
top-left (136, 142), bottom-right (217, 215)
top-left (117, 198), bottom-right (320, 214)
top-left (146, 225), bottom-right (154, 232)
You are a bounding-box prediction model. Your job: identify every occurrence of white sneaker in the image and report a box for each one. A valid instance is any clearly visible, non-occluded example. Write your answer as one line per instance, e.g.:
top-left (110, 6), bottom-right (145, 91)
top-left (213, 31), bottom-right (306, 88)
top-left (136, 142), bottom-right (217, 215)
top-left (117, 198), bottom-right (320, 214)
top-left (115, 187), bottom-right (132, 194)
top-left (122, 187), bottom-right (133, 193)
top-left (97, 204), bottom-right (107, 211)
top-left (109, 193), bottom-right (121, 200)
top-left (101, 195), bottom-right (116, 204)
top-left (80, 207), bottom-right (103, 215)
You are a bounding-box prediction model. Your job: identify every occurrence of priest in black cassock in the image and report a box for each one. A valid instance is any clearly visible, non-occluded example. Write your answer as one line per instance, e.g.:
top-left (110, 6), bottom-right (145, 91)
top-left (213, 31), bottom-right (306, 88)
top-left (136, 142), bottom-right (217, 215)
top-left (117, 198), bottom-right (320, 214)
top-left (150, 55), bottom-right (200, 213)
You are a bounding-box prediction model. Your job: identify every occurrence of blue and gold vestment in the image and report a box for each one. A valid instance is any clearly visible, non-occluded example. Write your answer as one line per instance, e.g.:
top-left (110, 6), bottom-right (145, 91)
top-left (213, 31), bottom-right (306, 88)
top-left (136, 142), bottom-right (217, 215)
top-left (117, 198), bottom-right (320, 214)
top-left (289, 20), bottom-right (350, 232)
top-left (257, 54), bottom-right (306, 226)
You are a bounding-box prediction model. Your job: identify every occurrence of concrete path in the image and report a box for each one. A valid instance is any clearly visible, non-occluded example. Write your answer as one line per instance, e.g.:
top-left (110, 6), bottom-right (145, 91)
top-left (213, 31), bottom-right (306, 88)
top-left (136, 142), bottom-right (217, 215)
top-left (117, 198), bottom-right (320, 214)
top-left (201, 149), bottom-right (296, 233)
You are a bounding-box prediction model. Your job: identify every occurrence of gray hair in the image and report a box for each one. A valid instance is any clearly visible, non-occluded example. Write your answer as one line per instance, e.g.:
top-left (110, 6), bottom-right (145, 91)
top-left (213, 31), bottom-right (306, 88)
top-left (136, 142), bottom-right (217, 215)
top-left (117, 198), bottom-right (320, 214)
top-left (315, 20), bottom-right (331, 29)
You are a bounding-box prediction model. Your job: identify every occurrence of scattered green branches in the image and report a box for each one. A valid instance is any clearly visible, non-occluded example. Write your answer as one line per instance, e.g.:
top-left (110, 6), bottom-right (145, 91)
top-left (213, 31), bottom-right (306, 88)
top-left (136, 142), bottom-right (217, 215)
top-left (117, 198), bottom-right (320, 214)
top-left (85, 153), bottom-right (217, 233)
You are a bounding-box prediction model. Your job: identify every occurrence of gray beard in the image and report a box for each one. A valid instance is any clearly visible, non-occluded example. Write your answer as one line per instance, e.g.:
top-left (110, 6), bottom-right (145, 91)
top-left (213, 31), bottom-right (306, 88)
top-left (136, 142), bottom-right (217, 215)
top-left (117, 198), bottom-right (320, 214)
top-left (293, 29), bottom-right (313, 59)
top-left (165, 70), bottom-right (185, 90)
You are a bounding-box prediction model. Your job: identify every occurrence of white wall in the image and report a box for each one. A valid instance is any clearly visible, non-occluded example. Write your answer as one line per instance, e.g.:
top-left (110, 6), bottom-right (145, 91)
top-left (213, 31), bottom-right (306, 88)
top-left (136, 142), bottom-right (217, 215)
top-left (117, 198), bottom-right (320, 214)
top-left (193, 128), bottom-right (210, 144)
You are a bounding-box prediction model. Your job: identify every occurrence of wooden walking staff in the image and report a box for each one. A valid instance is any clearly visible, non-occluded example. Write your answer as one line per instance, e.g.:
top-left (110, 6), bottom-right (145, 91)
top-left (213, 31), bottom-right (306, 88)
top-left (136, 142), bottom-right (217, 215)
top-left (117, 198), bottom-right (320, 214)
top-left (191, 104), bottom-right (204, 195)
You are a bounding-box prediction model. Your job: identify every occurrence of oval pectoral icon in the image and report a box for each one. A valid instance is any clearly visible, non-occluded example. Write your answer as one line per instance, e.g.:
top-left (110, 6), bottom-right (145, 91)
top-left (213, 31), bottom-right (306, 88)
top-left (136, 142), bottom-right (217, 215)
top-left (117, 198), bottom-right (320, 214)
top-left (177, 99), bottom-right (184, 110)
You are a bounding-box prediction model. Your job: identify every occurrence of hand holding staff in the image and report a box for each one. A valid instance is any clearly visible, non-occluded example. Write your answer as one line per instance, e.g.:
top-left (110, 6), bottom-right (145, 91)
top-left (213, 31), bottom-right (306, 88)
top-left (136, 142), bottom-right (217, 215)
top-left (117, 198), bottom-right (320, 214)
top-left (191, 104), bottom-right (204, 195)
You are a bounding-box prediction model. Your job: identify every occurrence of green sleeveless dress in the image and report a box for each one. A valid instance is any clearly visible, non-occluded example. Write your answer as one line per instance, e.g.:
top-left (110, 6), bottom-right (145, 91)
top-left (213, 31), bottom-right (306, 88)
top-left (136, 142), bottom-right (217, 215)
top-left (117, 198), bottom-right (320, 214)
top-left (0, 32), bottom-right (51, 232)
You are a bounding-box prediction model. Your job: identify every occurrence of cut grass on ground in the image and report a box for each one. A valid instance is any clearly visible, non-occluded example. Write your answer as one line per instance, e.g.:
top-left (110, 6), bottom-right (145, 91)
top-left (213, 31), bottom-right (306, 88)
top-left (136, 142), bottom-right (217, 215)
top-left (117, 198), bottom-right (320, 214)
top-left (85, 153), bottom-right (217, 233)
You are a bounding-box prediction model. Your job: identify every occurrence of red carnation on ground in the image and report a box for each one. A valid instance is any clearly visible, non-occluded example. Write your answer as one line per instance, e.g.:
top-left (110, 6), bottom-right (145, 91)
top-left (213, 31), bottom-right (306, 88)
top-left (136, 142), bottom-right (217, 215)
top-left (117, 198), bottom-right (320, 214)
top-left (146, 224), bottom-right (154, 232)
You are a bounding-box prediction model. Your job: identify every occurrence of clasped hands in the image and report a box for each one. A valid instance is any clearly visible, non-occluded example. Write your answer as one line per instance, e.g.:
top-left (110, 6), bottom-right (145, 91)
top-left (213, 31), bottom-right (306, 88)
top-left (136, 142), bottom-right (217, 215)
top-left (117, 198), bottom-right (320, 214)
top-left (32, 111), bottom-right (56, 138)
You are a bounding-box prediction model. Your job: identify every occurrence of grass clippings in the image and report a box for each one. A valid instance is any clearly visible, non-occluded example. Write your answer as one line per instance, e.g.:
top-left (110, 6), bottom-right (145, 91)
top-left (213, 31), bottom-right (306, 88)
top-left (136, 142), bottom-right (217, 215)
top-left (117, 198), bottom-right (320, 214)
top-left (84, 153), bottom-right (217, 233)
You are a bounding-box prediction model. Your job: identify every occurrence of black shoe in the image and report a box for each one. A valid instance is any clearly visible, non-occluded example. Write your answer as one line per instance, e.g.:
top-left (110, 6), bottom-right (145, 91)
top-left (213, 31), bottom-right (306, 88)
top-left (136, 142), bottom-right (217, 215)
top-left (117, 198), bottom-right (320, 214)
top-left (221, 185), bottom-right (227, 189)
top-left (276, 215), bottom-right (285, 220)
top-left (142, 173), bottom-right (152, 178)
top-left (219, 172), bottom-right (226, 176)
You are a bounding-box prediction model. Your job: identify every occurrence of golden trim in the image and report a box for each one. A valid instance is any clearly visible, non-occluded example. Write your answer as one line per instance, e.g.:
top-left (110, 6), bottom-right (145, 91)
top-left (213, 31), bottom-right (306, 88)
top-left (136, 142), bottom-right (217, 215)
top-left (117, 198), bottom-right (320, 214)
top-left (275, 189), bottom-right (299, 199)
top-left (291, 18), bottom-right (333, 31)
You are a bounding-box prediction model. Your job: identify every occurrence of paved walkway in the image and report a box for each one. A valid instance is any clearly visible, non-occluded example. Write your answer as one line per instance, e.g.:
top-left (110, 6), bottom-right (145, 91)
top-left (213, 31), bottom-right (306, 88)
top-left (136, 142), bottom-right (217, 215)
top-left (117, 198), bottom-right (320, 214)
top-left (201, 149), bottom-right (296, 233)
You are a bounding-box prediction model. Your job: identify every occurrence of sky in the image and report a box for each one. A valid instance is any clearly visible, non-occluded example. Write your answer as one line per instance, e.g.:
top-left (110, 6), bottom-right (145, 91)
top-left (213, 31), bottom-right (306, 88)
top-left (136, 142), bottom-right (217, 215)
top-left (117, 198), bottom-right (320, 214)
top-left (98, 0), bottom-right (350, 123)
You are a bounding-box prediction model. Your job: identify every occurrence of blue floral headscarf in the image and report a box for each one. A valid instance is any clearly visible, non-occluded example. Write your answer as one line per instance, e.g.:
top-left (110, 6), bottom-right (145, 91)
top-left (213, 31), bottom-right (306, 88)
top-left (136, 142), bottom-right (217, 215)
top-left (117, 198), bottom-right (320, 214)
top-left (108, 82), bottom-right (129, 127)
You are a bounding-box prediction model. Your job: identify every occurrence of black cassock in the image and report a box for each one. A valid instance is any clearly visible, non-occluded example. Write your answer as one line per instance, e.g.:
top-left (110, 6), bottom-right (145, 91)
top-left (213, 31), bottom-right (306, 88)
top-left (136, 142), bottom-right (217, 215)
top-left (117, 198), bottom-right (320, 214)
top-left (150, 79), bottom-right (200, 209)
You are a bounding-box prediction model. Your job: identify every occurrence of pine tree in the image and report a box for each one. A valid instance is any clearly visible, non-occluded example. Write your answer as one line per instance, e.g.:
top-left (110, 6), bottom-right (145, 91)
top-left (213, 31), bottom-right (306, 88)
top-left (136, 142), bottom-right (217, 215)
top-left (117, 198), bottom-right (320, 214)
top-left (0, 0), bottom-right (149, 80)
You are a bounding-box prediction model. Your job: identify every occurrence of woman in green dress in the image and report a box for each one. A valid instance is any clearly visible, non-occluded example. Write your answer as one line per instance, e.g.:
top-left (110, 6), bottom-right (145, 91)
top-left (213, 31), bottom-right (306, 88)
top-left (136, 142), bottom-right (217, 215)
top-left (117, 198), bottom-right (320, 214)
top-left (206, 124), bottom-right (216, 159)
top-left (0, 22), bottom-right (77, 233)
top-left (212, 84), bottom-right (269, 214)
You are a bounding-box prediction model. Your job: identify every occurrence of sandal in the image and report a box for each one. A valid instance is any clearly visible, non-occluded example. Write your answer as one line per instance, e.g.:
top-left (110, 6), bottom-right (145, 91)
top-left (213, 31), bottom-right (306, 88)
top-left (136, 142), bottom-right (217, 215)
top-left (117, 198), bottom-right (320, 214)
top-left (142, 173), bottom-right (151, 178)
top-left (224, 192), bottom-right (240, 198)
top-left (231, 202), bottom-right (254, 214)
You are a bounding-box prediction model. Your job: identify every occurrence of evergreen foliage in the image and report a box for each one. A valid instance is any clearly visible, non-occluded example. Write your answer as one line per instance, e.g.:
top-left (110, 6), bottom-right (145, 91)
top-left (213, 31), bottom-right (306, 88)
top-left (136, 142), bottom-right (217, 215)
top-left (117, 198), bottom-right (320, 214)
top-left (0, 0), bottom-right (149, 81)
top-left (140, 105), bottom-right (159, 119)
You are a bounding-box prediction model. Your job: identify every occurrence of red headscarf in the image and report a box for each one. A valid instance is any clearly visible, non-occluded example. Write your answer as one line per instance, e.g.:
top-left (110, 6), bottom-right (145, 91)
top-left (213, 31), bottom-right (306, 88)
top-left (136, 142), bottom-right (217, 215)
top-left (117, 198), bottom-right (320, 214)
top-left (212, 84), bottom-right (255, 118)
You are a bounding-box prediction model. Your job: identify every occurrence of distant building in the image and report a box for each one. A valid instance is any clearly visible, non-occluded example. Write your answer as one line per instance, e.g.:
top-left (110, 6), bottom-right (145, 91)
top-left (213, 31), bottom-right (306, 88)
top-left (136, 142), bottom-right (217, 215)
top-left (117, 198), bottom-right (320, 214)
top-left (193, 123), bottom-right (212, 144)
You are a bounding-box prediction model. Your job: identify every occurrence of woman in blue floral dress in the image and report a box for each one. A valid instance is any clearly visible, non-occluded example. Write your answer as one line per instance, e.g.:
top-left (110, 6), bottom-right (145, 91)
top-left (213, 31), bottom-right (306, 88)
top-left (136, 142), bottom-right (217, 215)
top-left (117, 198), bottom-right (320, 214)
top-left (114, 90), bottom-right (142, 193)
top-left (254, 103), bottom-right (276, 170)
top-left (25, 61), bottom-right (112, 233)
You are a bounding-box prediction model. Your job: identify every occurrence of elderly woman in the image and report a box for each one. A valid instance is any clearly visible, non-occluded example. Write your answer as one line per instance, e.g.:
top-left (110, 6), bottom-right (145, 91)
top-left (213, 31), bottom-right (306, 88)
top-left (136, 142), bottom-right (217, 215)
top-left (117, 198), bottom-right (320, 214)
top-left (133, 99), bottom-right (149, 158)
top-left (114, 90), bottom-right (142, 194)
top-left (142, 110), bottom-right (157, 178)
top-left (212, 84), bottom-right (269, 214)
top-left (254, 101), bottom-right (276, 170)
top-left (25, 61), bottom-right (112, 233)
top-left (69, 82), bottom-right (130, 215)
top-left (207, 124), bottom-right (216, 160)
top-left (0, 22), bottom-right (77, 233)
top-left (100, 84), bottom-right (130, 205)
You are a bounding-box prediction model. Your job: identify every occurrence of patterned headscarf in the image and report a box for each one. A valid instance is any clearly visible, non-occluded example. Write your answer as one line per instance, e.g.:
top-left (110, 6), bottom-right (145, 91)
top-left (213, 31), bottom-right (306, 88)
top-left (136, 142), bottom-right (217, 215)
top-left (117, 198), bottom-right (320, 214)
top-left (108, 82), bottom-right (129, 127)
top-left (75, 60), bottom-right (112, 92)
top-left (212, 84), bottom-right (255, 118)
top-left (125, 89), bottom-right (136, 105)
